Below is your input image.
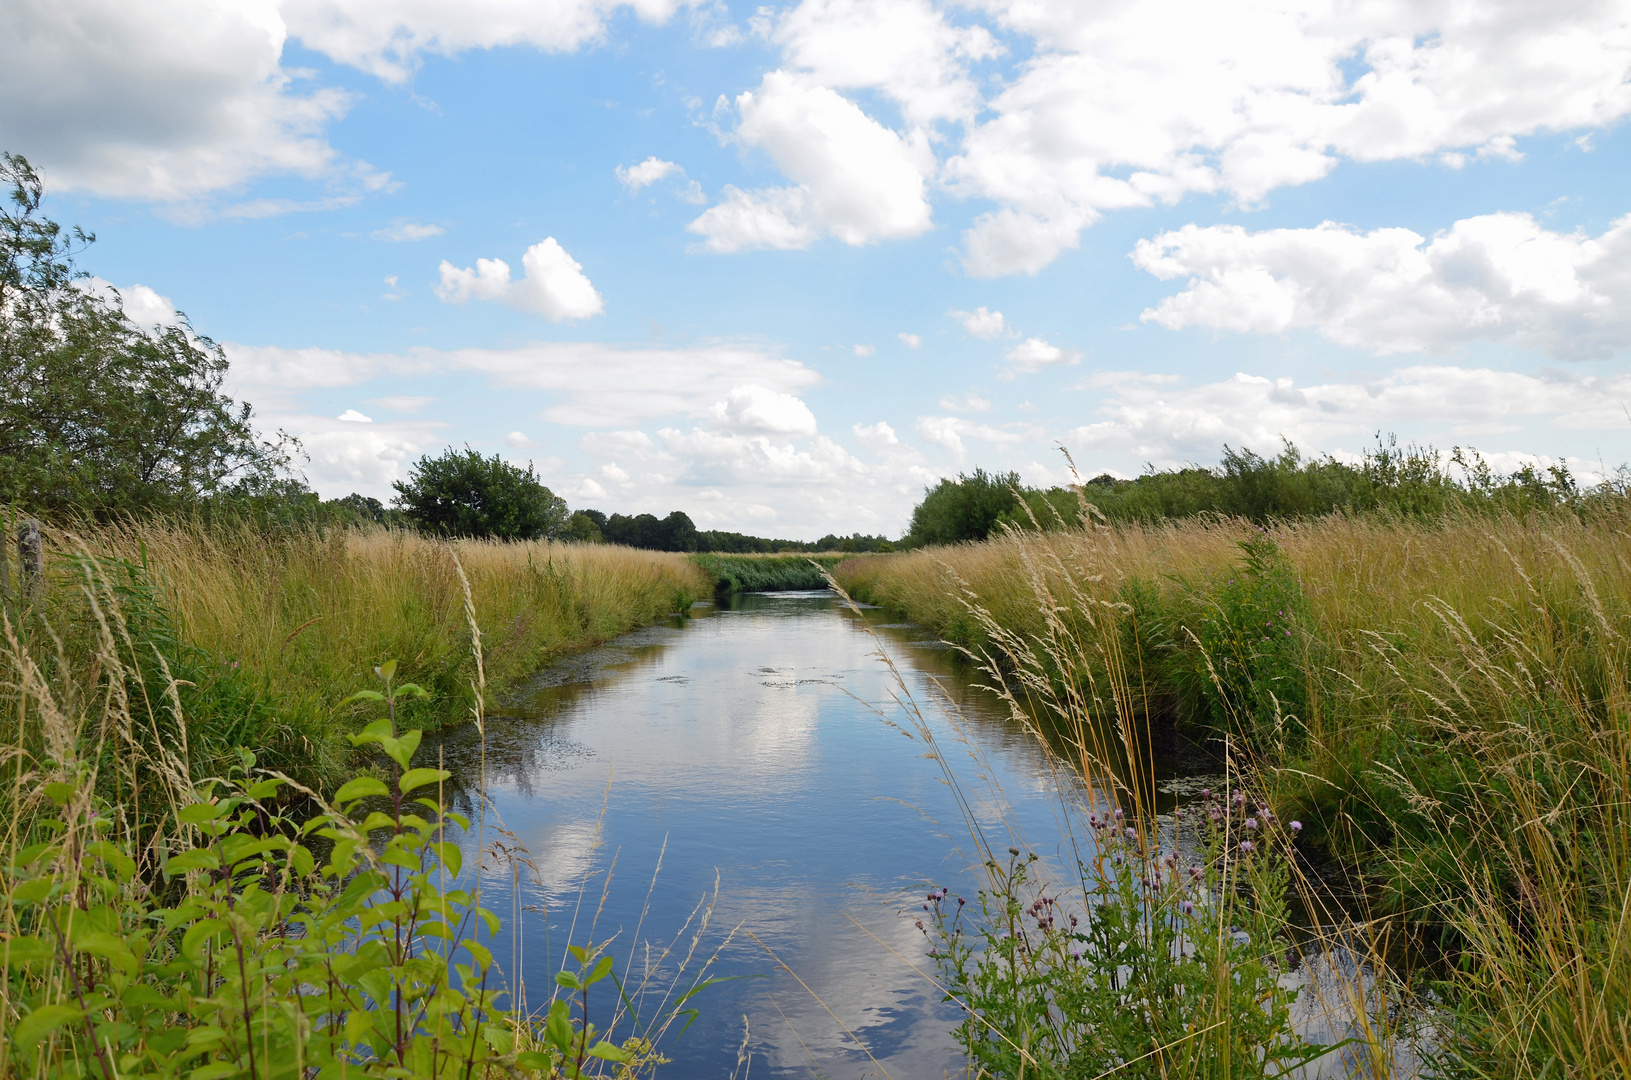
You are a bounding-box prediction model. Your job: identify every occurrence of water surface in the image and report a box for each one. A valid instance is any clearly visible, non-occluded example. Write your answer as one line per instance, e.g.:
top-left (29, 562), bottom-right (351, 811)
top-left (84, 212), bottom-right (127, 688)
top-left (435, 590), bottom-right (1201, 1077)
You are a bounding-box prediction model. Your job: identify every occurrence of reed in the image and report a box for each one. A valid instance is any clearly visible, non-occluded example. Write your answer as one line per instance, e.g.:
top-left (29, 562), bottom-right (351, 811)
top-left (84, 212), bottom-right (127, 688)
top-left (835, 502), bottom-right (1631, 1078)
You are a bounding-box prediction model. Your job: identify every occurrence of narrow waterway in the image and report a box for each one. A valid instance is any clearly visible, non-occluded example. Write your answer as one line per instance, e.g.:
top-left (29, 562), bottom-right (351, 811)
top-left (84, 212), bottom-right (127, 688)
top-left (433, 590), bottom-right (1213, 1076)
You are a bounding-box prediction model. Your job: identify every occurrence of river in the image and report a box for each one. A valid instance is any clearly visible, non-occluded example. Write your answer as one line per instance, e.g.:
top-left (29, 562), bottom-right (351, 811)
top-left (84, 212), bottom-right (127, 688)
top-left (431, 589), bottom-right (1227, 1076)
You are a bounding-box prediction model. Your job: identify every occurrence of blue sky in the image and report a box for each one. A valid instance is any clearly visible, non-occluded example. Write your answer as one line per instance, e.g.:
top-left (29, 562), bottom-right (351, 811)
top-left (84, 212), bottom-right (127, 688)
top-left (5, 0), bottom-right (1631, 538)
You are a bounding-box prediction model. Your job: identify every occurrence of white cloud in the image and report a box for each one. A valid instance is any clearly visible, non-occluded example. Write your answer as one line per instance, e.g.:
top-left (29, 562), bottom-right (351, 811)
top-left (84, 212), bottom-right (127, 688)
top-left (939, 392), bottom-right (991, 412)
top-left (709, 384), bottom-right (819, 436)
top-left (373, 220), bottom-right (445, 241)
top-left (916, 414), bottom-right (1039, 456)
top-left (337, 408), bottom-right (372, 422)
top-left (0, 0), bottom-right (377, 205)
top-left (617, 156), bottom-right (683, 189)
top-left (505, 431), bottom-right (533, 448)
top-left (897, 332), bottom-right (921, 348)
top-left (229, 339), bottom-right (820, 430)
top-left (852, 420), bottom-right (899, 449)
top-left (436, 238), bottom-right (605, 322)
top-left (769, 0), bottom-right (1001, 126)
top-left (853, 343), bottom-right (875, 357)
top-left (951, 306), bottom-right (1005, 339)
top-left (1133, 212), bottom-right (1631, 359)
top-left (656, 427), bottom-right (868, 485)
top-left (937, 0), bottom-right (1631, 274)
top-left (688, 71), bottom-right (934, 251)
top-left (279, 0), bottom-right (698, 83)
top-left (81, 278), bottom-right (184, 329)
top-left (1004, 337), bottom-right (1078, 373)
top-left (1064, 365), bottom-right (1631, 474)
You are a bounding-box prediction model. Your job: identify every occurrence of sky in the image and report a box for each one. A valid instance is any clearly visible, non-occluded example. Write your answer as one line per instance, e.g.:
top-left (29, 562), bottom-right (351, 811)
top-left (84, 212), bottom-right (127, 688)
top-left (4, 0), bottom-right (1631, 539)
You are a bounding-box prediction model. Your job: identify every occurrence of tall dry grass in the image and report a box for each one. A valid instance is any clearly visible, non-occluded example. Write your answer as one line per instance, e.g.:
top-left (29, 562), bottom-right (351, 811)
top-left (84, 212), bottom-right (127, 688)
top-left (2, 520), bottom-right (710, 794)
top-left (836, 505), bottom-right (1631, 1078)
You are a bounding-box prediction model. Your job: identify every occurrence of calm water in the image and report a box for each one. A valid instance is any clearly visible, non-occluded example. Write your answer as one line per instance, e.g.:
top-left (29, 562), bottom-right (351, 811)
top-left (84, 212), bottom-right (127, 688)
top-left (434, 590), bottom-right (1207, 1078)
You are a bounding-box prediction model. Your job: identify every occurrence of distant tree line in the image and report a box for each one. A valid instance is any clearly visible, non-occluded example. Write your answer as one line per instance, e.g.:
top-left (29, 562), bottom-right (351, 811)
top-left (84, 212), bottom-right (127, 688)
top-left (899, 438), bottom-right (1622, 547)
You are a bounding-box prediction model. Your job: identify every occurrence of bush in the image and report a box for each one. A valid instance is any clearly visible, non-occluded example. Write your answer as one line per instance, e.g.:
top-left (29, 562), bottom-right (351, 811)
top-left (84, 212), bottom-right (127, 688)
top-left (393, 447), bottom-right (569, 540)
top-left (906, 468), bottom-right (1022, 546)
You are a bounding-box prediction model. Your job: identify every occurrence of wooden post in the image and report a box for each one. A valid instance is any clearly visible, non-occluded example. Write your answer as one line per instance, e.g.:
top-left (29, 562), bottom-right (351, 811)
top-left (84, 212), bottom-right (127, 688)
top-left (17, 518), bottom-right (42, 598)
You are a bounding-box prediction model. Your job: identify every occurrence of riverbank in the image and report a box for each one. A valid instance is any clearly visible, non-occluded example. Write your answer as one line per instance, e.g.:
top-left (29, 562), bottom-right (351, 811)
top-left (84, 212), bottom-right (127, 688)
top-left (833, 509), bottom-right (1631, 1078)
top-left (3, 521), bottom-right (711, 795)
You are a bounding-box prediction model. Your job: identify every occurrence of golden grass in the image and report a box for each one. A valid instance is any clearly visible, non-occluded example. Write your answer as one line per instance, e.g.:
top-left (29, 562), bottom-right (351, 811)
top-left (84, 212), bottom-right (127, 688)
top-left (836, 506), bottom-right (1631, 1078)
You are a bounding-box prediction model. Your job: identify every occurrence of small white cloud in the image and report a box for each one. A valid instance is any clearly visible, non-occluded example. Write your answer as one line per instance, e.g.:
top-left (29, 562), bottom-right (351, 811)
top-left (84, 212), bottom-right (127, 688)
top-left (617, 156), bottom-right (683, 190)
top-left (897, 332), bottom-right (921, 348)
top-left (853, 420), bottom-right (899, 448)
top-left (505, 431), bottom-right (533, 448)
top-left (436, 238), bottom-right (605, 322)
top-left (338, 409), bottom-right (373, 423)
top-left (952, 305), bottom-right (1005, 339)
top-left (1005, 337), bottom-right (1078, 373)
top-left (81, 278), bottom-right (183, 329)
top-left (577, 478), bottom-right (608, 500)
top-left (382, 274), bottom-right (402, 300)
top-left (710, 384), bottom-right (819, 436)
top-left (854, 343), bottom-right (875, 357)
top-left (601, 462), bottom-right (631, 482)
top-left (373, 220), bottom-right (445, 242)
top-left (939, 392), bottom-right (991, 413)
top-left (680, 179), bottom-right (708, 204)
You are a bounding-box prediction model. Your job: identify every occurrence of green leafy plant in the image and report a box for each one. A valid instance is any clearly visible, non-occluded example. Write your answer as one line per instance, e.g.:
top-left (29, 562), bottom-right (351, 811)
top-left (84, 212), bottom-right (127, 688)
top-left (0, 660), bottom-right (644, 1078)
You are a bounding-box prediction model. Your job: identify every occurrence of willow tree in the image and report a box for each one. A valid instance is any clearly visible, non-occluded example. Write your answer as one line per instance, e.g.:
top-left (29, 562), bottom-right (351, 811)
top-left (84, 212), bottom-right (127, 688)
top-left (0, 153), bottom-right (296, 516)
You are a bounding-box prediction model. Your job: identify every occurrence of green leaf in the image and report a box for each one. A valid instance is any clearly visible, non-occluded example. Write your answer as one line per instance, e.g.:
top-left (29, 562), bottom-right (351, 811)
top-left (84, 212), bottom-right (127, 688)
top-left (398, 767), bottom-right (451, 794)
top-left (0, 936), bottom-right (55, 965)
top-left (585, 955), bottom-right (615, 986)
top-left (13, 1003), bottom-right (82, 1049)
top-left (380, 729), bottom-right (423, 771)
top-left (181, 920), bottom-right (225, 962)
top-left (84, 840), bottom-right (136, 883)
top-left (165, 850), bottom-right (220, 874)
top-left (75, 932), bottom-right (138, 978)
top-left (340, 689), bottom-right (386, 708)
top-left (42, 782), bottom-right (74, 806)
top-left (11, 878), bottom-right (55, 904)
top-left (334, 776), bottom-right (390, 803)
top-left (177, 802), bottom-right (224, 825)
top-left (190, 1063), bottom-right (241, 1080)
top-left (245, 778), bottom-right (286, 800)
top-left (588, 1042), bottom-right (632, 1062)
top-left (376, 659), bottom-right (399, 681)
top-left (431, 841), bottom-right (462, 877)
top-left (544, 1002), bottom-right (574, 1051)
top-left (394, 682), bottom-right (430, 699)
top-left (555, 970), bottom-right (582, 990)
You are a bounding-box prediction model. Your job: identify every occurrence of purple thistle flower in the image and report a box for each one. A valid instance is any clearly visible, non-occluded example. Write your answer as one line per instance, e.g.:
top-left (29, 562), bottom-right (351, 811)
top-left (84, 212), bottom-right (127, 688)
top-left (1244, 817), bottom-right (1258, 831)
top-left (1239, 840), bottom-right (1255, 853)
top-left (1180, 900), bottom-right (1195, 916)
top-left (1289, 821), bottom-right (1303, 833)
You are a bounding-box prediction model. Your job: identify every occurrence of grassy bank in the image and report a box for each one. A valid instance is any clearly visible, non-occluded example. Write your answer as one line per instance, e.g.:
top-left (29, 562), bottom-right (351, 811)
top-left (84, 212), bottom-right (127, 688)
top-left (3, 520), bottom-right (710, 796)
top-left (835, 509), bottom-right (1631, 1078)
top-left (692, 551), bottom-right (850, 593)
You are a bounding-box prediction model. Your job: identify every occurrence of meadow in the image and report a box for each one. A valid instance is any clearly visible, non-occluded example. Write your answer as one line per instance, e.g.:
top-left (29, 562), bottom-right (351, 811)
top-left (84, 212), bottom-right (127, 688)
top-left (835, 505), bottom-right (1631, 1078)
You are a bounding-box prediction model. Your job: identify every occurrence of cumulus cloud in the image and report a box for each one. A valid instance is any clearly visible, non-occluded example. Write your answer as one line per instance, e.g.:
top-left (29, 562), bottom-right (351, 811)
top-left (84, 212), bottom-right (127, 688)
top-left (1004, 337), bottom-right (1078, 374)
top-left (616, 156), bottom-right (683, 190)
top-left (436, 238), bottom-right (605, 322)
top-left (853, 343), bottom-right (875, 357)
top-left (952, 306), bottom-right (1006, 339)
top-left (505, 431), bottom-right (533, 448)
top-left (934, 0), bottom-right (1631, 274)
top-left (656, 427), bottom-right (868, 485)
top-left (897, 332), bottom-right (921, 348)
top-left (709, 384), bottom-right (819, 436)
top-left (769, 0), bottom-right (1002, 126)
top-left (916, 414), bottom-right (1039, 456)
top-left (279, 0), bottom-right (699, 83)
top-left (373, 220), bottom-right (444, 241)
top-left (230, 340), bottom-right (820, 428)
top-left (0, 0), bottom-right (378, 205)
top-left (1064, 365), bottom-right (1631, 474)
top-left (337, 409), bottom-right (372, 422)
top-left (81, 278), bottom-right (184, 329)
top-left (939, 392), bottom-right (991, 412)
top-left (688, 71), bottom-right (934, 251)
top-left (1133, 212), bottom-right (1631, 359)
top-left (852, 420), bottom-right (899, 449)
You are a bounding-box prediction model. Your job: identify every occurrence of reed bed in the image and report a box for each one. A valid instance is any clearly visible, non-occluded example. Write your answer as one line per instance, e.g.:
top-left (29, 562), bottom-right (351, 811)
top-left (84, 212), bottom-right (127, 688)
top-left (836, 505), bottom-right (1631, 1078)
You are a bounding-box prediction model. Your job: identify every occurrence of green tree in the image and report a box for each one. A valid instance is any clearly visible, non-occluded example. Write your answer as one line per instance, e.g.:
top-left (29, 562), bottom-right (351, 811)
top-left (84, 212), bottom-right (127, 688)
top-left (0, 153), bottom-right (296, 515)
top-left (392, 446), bottom-right (568, 539)
top-left (905, 468), bottom-right (1022, 546)
top-left (562, 510), bottom-right (604, 542)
